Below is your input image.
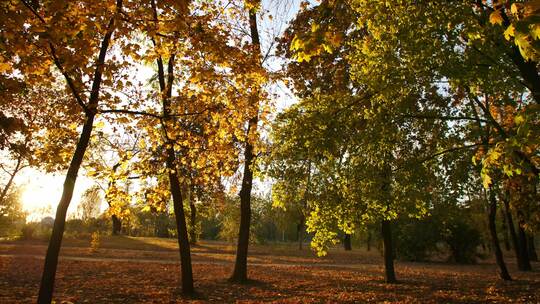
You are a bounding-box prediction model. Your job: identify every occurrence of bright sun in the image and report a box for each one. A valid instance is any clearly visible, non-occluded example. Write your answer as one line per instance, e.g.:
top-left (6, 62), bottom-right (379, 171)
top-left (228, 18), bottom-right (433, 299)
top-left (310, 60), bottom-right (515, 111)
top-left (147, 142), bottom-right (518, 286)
top-left (18, 170), bottom-right (64, 221)
top-left (18, 170), bottom-right (95, 221)
top-left (21, 184), bottom-right (55, 221)
top-left (21, 186), bottom-right (50, 211)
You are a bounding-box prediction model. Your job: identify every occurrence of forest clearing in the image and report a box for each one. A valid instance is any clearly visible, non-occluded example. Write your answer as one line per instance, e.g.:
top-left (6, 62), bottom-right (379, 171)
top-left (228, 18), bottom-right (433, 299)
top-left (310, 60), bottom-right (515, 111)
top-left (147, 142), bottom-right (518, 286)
top-left (1, 0), bottom-right (540, 303)
top-left (1, 237), bottom-right (539, 303)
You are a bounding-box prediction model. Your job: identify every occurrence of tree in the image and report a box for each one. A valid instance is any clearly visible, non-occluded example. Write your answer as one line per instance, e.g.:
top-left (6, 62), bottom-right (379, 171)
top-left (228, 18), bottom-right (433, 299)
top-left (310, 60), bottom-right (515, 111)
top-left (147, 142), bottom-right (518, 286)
top-left (277, 0), bottom-right (446, 283)
top-left (85, 131), bottom-right (142, 235)
top-left (0, 144), bottom-right (29, 207)
top-left (2, 1), bottom-right (127, 302)
top-left (0, 85), bottom-right (67, 205)
top-left (78, 185), bottom-right (102, 222)
top-left (231, 0), bottom-right (266, 283)
top-left (0, 186), bottom-right (26, 236)
top-left (91, 0), bottom-right (266, 293)
top-left (326, 0), bottom-right (540, 280)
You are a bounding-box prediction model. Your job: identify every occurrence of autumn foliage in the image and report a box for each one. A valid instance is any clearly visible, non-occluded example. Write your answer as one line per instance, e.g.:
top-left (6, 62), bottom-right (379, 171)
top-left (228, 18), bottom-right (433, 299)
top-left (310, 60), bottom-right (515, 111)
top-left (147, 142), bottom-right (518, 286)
top-left (0, 0), bottom-right (540, 303)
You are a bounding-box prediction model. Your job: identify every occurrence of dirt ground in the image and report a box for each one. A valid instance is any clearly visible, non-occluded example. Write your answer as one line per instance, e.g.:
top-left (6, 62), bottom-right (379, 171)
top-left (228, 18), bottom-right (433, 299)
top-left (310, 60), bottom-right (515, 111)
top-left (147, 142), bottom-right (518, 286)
top-left (0, 237), bottom-right (539, 303)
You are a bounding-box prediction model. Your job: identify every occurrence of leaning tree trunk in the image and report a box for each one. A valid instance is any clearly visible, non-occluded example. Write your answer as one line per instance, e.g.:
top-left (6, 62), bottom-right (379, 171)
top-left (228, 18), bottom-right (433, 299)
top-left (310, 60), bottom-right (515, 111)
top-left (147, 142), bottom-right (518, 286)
top-left (38, 115), bottom-right (96, 303)
top-left (488, 190), bottom-right (512, 280)
top-left (381, 220), bottom-right (396, 283)
top-left (507, 32), bottom-right (540, 104)
top-left (230, 0), bottom-right (262, 284)
top-left (503, 197), bottom-right (528, 271)
top-left (491, 4), bottom-right (540, 104)
top-left (344, 233), bottom-right (352, 251)
top-left (37, 2), bottom-right (121, 301)
top-left (0, 156), bottom-right (22, 205)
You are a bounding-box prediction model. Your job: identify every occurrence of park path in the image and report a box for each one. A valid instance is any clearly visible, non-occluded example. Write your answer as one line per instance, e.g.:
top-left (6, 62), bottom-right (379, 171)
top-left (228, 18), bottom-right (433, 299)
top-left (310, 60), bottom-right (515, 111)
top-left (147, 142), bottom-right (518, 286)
top-left (0, 252), bottom-right (372, 271)
top-left (0, 242), bottom-right (505, 277)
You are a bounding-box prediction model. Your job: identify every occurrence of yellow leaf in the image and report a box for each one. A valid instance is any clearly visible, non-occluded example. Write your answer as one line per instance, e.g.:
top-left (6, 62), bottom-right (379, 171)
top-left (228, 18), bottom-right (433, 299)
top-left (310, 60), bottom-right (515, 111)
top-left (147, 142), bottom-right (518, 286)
top-left (0, 62), bottom-right (11, 73)
top-left (483, 174), bottom-right (492, 189)
top-left (504, 25), bottom-right (516, 40)
top-left (327, 32), bottom-right (343, 47)
top-left (489, 150), bottom-right (501, 161)
top-left (489, 10), bottom-right (503, 26)
top-left (290, 36), bottom-right (304, 51)
top-left (511, 3), bottom-right (521, 15)
top-left (514, 114), bottom-right (525, 125)
top-left (138, 139), bottom-right (147, 149)
top-left (322, 43), bottom-right (333, 53)
top-left (531, 24), bottom-right (540, 40)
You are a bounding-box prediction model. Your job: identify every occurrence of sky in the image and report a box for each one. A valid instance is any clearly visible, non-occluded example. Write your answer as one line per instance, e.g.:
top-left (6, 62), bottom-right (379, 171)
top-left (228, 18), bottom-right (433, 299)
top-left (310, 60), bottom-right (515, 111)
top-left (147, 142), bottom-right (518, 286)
top-left (13, 0), bottom-right (307, 222)
top-left (16, 170), bottom-right (95, 222)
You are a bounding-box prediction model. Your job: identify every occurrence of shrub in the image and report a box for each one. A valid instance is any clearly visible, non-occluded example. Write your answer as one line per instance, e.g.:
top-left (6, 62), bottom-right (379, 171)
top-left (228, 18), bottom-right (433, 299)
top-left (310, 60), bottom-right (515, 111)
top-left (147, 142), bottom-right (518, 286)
top-left (90, 232), bottom-right (100, 253)
top-left (394, 218), bottom-right (440, 261)
top-left (443, 217), bottom-right (481, 264)
top-left (21, 222), bottom-right (37, 240)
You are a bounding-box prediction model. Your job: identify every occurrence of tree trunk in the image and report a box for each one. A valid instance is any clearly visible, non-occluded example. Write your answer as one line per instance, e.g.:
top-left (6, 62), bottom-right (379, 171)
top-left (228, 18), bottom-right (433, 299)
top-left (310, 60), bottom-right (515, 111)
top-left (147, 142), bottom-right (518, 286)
top-left (381, 220), bottom-right (396, 283)
top-left (297, 216), bottom-right (304, 250)
top-left (112, 215), bottom-right (122, 235)
top-left (38, 115), bottom-right (96, 303)
top-left (158, 58), bottom-right (194, 294)
top-left (344, 233), bottom-right (352, 251)
top-left (150, 0), bottom-right (194, 291)
top-left (516, 219), bottom-right (532, 271)
top-left (107, 163), bottom-right (122, 236)
top-left (367, 230), bottom-right (371, 251)
top-left (189, 199), bottom-right (197, 245)
top-left (503, 197), bottom-right (526, 270)
top-left (155, 213), bottom-right (170, 238)
top-left (166, 149), bottom-right (194, 294)
top-left (501, 209), bottom-right (511, 251)
top-left (494, 7), bottom-right (540, 104)
top-left (507, 43), bottom-right (540, 104)
top-left (0, 156), bottom-right (21, 205)
top-left (527, 234), bottom-right (538, 262)
top-left (487, 190), bottom-right (512, 280)
top-left (230, 1), bottom-right (261, 284)
top-left (230, 133), bottom-right (254, 283)
top-left (37, 1), bottom-right (121, 301)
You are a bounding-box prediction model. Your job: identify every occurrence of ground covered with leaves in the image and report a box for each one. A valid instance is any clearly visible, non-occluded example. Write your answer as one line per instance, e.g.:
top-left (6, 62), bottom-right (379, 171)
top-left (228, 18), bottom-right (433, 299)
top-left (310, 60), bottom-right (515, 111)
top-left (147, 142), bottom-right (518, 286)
top-left (0, 238), bottom-right (539, 303)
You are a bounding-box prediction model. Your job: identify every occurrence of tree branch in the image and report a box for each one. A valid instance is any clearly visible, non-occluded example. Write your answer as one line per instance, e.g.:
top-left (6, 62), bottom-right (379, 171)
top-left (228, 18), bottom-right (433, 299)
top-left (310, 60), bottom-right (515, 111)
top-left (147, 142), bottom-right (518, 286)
top-left (19, 0), bottom-right (90, 114)
top-left (468, 92), bottom-right (508, 138)
top-left (400, 113), bottom-right (490, 123)
top-left (99, 109), bottom-right (162, 119)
